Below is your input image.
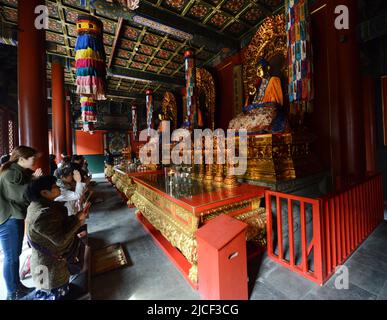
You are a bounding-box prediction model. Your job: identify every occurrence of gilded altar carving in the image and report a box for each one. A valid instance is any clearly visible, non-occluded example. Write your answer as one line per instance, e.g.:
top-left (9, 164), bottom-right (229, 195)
top-left (132, 180), bottom-right (267, 284)
top-left (110, 167), bottom-right (139, 203)
top-left (160, 92), bottom-right (177, 130)
top-left (242, 14), bottom-right (287, 99)
top-left (131, 190), bottom-right (199, 283)
top-left (104, 165), bottom-right (114, 178)
top-left (231, 133), bottom-right (320, 182)
top-left (196, 68), bottom-right (216, 130)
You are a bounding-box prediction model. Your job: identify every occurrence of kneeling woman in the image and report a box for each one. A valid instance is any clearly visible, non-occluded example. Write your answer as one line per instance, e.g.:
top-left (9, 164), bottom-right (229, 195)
top-left (24, 176), bottom-right (87, 300)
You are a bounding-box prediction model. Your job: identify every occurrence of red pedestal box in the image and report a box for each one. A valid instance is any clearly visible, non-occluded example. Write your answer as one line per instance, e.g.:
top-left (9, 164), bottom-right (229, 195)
top-left (196, 214), bottom-right (248, 300)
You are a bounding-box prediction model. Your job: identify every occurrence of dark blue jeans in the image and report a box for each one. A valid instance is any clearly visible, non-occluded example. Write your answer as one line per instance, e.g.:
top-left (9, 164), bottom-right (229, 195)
top-left (0, 218), bottom-right (24, 295)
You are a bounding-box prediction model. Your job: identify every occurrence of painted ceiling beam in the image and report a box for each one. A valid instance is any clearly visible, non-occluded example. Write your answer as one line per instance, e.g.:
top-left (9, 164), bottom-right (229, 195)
top-left (108, 17), bottom-right (124, 69)
top-left (92, 0), bottom-right (240, 52)
top-left (108, 66), bottom-right (185, 87)
top-left (107, 89), bottom-right (163, 102)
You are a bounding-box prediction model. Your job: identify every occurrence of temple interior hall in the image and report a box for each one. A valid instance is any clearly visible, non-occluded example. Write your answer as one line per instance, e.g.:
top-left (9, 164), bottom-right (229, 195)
top-left (0, 0), bottom-right (387, 301)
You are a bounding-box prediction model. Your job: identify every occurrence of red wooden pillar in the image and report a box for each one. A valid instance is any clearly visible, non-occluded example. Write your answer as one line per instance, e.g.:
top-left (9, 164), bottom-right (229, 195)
top-left (362, 76), bottom-right (377, 175)
top-left (52, 60), bottom-right (66, 161)
top-left (65, 90), bottom-right (73, 156)
top-left (18, 0), bottom-right (49, 173)
top-left (333, 0), bottom-right (366, 184)
top-left (310, 0), bottom-right (366, 189)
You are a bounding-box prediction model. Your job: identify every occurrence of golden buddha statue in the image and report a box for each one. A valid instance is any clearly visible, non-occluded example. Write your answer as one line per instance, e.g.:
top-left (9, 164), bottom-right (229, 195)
top-left (229, 59), bottom-right (287, 134)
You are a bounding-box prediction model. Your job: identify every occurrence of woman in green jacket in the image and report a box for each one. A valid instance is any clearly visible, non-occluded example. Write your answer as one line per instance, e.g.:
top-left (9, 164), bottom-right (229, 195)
top-left (0, 146), bottom-right (41, 300)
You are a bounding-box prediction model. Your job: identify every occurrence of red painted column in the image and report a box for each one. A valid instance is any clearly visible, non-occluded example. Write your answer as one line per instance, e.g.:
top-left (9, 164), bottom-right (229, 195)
top-left (362, 75), bottom-right (377, 174)
top-left (52, 60), bottom-right (66, 161)
top-left (18, 0), bottom-right (49, 173)
top-left (333, 0), bottom-right (366, 184)
top-left (65, 90), bottom-right (73, 156)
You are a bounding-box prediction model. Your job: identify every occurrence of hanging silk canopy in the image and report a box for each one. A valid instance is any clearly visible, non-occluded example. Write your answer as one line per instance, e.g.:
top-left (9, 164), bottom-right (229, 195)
top-left (146, 90), bottom-right (154, 137)
top-left (184, 49), bottom-right (197, 129)
top-left (75, 14), bottom-right (106, 101)
top-left (80, 96), bottom-right (97, 123)
top-left (286, 0), bottom-right (314, 113)
top-left (132, 105), bottom-right (138, 138)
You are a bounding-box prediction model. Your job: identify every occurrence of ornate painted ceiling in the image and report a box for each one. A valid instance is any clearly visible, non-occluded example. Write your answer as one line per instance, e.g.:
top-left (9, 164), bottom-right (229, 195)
top-left (0, 0), bottom-right (284, 101)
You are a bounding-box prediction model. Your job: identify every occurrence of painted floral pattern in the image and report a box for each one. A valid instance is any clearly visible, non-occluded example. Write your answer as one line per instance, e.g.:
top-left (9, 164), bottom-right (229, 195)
top-left (48, 2), bottom-right (59, 18)
top-left (46, 32), bottom-right (64, 44)
top-left (151, 58), bottom-right (165, 67)
top-left (115, 58), bottom-right (128, 67)
top-left (147, 65), bottom-right (159, 73)
top-left (188, 4), bottom-right (209, 19)
top-left (49, 19), bottom-right (63, 33)
top-left (244, 8), bottom-right (263, 23)
top-left (121, 39), bottom-right (135, 50)
top-left (223, 0), bottom-right (245, 14)
top-left (157, 50), bottom-right (171, 60)
top-left (65, 10), bottom-right (77, 23)
top-left (143, 34), bottom-right (161, 47)
top-left (67, 25), bottom-right (77, 37)
top-left (164, 0), bottom-right (186, 11)
top-left (118, 49), bottom-right (131, 59)
top-left (210, 13), bottom-right (228, 27)
top-left (131, 62), bottom-right (145, 70)
top-left (124, 27), bottom-right (140, 40)
top-left (134, 54), bottom-right (149, 63)
top-left (103, 35), bottom-right (114, 46)
top-left (139, 45), bottom-right (154, 56)
top-left (162, 40), bottom-right (179, 51)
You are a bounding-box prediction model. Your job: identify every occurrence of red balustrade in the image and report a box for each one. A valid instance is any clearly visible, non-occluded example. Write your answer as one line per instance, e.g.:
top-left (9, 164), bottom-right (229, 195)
top-left (266, 174), bottom-right (384, 285)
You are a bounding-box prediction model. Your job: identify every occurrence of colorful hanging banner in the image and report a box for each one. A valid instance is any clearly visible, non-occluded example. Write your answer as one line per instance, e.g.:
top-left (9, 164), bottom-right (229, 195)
top-left (75, 14), bottom-right (106, 101)
top-left (80, 96), bottom-right (97, 123)
top-left (184, 49), bottom-right (197, 129)
top-left (286, 0), bottom-right (314, 113)
top-left (145, 90), bottom-right (154, 137)
top-left (132, 104), bottom-right (138, 138)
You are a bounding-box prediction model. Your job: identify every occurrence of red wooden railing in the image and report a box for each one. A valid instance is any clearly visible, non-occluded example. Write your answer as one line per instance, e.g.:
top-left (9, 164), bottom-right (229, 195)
top-left (266, 174), bottom-right (384, 285)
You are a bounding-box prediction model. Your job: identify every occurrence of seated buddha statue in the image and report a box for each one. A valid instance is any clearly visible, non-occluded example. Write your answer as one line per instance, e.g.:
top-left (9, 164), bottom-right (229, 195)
top-left (229, 59), bottom-right (288, 134)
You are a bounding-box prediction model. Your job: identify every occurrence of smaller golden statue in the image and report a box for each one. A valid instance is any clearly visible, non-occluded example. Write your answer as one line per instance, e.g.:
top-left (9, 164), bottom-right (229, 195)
top-left (229, 59), bottom-right (288, 134)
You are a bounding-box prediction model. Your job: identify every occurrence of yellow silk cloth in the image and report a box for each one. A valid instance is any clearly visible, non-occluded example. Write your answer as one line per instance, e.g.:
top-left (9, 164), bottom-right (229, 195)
top-left (75, 48), bottom-right (103, 61)
top-left (262, 77), bottom-right (283, 106)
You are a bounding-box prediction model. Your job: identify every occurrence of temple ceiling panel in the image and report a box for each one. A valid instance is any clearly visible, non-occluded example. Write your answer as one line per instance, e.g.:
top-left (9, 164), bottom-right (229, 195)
top-left (0, 0), bottom-right (285, 99)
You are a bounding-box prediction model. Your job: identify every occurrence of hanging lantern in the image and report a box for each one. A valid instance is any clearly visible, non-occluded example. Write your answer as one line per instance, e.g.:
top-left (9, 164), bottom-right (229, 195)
top-left (145, 89), bottom-right (154, 137)
top-left (132, 104), bottom-right (138, 138)
top-left (75, 14), bottom-right (106, 101)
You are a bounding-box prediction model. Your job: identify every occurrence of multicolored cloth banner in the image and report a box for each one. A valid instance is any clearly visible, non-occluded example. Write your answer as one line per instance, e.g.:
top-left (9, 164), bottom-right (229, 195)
top-left (286, 0), bottom-right (314, 112)
top-left (146, 90), bottom-right (154, 137)
top-left (75, 15), bottom-right (106, 101)
top-left (132, 105), bottom-right (138, 137)
top-left (80, 96), bottom-right (97, 123)
top-left (184, 49), bottom-right (197, 129)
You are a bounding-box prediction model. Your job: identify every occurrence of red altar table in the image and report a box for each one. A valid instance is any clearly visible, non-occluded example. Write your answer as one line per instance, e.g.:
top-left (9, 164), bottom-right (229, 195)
top-left (131, 173), bottom-right (266, 288)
